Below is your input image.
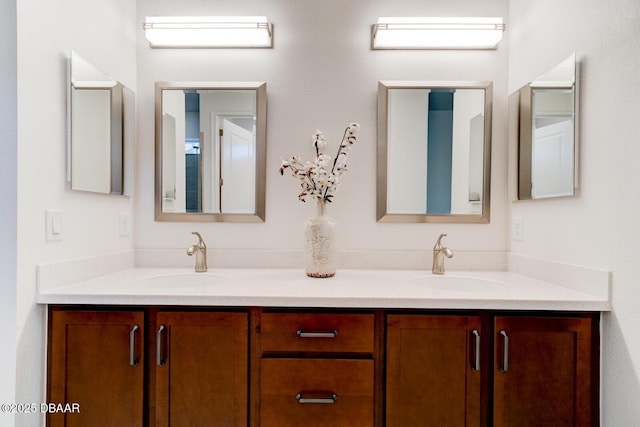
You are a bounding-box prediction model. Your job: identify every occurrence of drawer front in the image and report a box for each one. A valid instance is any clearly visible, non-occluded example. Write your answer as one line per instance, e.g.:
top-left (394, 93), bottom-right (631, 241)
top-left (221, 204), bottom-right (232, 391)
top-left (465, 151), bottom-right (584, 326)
top-left (261, 313), bottom-right (374, 353)
top-left (260, 358), bottom-right (374, 427)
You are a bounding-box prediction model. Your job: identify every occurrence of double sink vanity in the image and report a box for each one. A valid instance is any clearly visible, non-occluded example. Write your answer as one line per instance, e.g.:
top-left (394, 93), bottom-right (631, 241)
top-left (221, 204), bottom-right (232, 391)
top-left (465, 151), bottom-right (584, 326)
top-left (52, 48), bottom-right (605, 425)
top-left (39, 254), bottom-right (609, 427)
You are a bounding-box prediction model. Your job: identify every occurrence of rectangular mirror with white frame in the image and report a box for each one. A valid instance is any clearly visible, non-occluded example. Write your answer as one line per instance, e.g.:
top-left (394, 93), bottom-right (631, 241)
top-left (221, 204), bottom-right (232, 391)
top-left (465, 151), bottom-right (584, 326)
top-left (518, 53), bottom-right (579, 200)
top-left (377, 81), bottom-right (492, 223)
top-left (155, 82), bottom-right (266, 222)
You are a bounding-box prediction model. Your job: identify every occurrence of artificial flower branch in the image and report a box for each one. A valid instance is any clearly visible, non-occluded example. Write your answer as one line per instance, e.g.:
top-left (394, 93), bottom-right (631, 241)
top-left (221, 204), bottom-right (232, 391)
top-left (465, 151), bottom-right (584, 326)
top-left (280, 123), bottom-right (360, 203)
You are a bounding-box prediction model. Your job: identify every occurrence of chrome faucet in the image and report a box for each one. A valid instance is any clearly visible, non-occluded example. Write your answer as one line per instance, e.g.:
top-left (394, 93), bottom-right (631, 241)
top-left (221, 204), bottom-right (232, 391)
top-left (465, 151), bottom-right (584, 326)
top-left (432, 233), bottom-right (453, 275)
top-left (187, 232), bottom-right (207, 272)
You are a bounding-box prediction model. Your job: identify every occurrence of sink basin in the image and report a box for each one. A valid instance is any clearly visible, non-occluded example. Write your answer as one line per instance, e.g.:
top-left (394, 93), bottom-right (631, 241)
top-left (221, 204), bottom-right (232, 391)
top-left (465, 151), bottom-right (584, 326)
top-left (131, 273), bottom-right (230, 290)
top-left (410, 275), bottom-right (508, 293)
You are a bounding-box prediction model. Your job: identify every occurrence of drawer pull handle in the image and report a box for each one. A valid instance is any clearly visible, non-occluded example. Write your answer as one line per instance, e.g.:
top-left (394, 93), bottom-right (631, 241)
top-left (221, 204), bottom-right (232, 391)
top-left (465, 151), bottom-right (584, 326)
top-left (500, 330), bottom-right (509, 372)
top-left (296, 330), bottom-right (338, 338)
top-left (129, 325), bottom-right (139, 366)
top-left (157, 325), bottom-right (166, 366)
top-left (296, 392), bottom-right (338, 404)
top-left (472, 329), bottom-right (481, 371)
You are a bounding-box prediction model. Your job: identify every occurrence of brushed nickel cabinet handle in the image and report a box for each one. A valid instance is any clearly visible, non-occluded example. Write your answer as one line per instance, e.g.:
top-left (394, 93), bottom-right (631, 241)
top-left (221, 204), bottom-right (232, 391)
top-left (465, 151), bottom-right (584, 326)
top-left (472, 329), bottom-right (481, 371)
top-left (295, 392), bottom-right (338, 404)
top-left (157, 325), bottom-right (166, 366)
top-left (296, 330), bottom-right (338, 338)
top-left (500, 330), bottom-right (509, 372)
top-left (129, 325), bottom-right (139, 366)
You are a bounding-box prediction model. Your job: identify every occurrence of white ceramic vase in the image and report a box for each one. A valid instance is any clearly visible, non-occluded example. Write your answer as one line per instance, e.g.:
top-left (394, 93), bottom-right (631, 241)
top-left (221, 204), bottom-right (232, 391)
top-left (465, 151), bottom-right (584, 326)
top-left (303, 200), bottom-right (338, 278)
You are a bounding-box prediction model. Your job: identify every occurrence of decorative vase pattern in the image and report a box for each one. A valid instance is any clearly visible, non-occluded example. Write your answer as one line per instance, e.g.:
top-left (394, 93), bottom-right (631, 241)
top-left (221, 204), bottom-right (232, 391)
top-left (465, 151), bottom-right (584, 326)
top-left (303, 200), bottom-right (337, 278)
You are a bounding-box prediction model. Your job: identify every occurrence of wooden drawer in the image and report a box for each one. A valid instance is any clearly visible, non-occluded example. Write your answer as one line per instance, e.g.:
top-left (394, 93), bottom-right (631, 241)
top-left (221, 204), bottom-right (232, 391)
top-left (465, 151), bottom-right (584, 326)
top-left (260, 358), bottom-right (374, 427)
top-left (261, 312), bottom-right (374, 354)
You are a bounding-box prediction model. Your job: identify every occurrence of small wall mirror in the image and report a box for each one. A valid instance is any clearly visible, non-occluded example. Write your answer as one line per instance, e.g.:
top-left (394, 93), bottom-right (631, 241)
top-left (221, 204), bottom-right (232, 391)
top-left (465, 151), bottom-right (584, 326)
top-left (377, 81), bottom-right (492, 223)
top-left (67, 51), bottom-right (135, 196)
top-left (518, 54), bottom-right (579, 200)
top-left (155, 82), bottom-right (266, 222)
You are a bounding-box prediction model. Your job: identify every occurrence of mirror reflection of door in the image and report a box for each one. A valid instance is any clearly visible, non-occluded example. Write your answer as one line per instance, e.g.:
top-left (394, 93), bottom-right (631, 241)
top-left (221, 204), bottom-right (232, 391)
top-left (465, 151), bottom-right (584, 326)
top-left (532, 118), bottom-right (573, 198)
top-left (530, 88), bottom-right (575, 199)
top-left (517, 54), bottom-right (577, 200)
top-left (161, 88), bottom-right (257, 214)
top-left (218, 116), bottom-right (256, 214)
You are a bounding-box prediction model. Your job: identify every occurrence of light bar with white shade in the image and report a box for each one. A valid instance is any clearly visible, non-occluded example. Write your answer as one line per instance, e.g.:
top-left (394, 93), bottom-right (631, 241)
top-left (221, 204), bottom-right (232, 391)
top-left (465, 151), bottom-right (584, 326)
top-left (372, 17), bottom-right (505, 50)
top-left (143, 16), bottom-right (273, 48)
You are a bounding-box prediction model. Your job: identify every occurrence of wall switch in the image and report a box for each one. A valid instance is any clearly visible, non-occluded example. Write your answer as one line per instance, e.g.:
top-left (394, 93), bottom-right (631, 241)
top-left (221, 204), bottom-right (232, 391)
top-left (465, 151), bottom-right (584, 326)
top-left (512, 216), bottom-right (524, 241)
top-left (119, 213), bottom-right (131, 237)
top-left (45, 210), bottom-right (63, 242)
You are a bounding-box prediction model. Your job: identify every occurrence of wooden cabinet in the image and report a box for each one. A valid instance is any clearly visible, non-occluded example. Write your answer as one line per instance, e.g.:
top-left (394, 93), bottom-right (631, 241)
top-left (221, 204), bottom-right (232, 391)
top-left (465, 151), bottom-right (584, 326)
top-left (386, 313), bottom-right (598, 427)
top-left (259, 311), bottom-right (376, 427)
top-left (493, 315), bottom-right (596, 427)
top-left (48, 309), bottom-right (248, 427)
top-left (48, 310), bottom-right (145, 427)
top-left (154, 311), bottom-right (248, 427)
top-left (386, 314), bottom-right (483, 427)
top-left (48, 307), bottom-right (598, 427)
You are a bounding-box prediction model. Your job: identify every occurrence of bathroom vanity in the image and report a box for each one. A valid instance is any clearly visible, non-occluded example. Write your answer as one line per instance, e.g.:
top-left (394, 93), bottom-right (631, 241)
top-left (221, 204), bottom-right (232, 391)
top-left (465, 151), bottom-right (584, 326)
top-left (39, 268), bottom-right (607, 427)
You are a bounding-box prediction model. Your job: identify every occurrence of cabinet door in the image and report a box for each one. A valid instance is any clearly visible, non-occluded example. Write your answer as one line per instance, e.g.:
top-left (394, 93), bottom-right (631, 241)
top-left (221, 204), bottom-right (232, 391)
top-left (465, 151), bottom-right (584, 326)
top-left (155, 311), bottom-right (248, 427)
top-left (386, 314), bottom-right (482, 427)
top-left (493, 316), bottom-right (594, 427)
top-left (48, 310), bottom-right (144, 427)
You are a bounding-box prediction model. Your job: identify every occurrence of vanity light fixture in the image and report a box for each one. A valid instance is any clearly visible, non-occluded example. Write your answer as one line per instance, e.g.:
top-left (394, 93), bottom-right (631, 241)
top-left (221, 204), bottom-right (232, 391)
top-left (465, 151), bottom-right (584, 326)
top-left (143, 16), bottom-right (273, 48)
top-left (372, 17), bottom-right (505, 50)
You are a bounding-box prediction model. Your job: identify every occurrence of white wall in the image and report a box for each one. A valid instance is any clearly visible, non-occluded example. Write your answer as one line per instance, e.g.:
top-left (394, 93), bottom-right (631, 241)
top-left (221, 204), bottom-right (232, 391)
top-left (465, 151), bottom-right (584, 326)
top-left (161, 90), bottom-right (186, 212)
top-left (508, 0), bottom-right (640, 424)
top-left (451, 89), bottom-right (485, 214)
top-left (387, 89), bottom-right (429, 213)
top-left (136, 0), bottom-right (510, 254)
top-left (14, 0), bottom-right (137, 424)
top-left (0, 0), bottom-right (17, 424)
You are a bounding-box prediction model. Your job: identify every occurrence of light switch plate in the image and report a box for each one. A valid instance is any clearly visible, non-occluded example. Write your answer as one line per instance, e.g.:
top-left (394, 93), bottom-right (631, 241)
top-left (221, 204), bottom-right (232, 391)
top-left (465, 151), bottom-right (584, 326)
top-left (45, 210), bottom-right (63, 242)
top-left (512, 216), bottom-right (524, 241)
top-left (119, 213), bottom-right (131, 237)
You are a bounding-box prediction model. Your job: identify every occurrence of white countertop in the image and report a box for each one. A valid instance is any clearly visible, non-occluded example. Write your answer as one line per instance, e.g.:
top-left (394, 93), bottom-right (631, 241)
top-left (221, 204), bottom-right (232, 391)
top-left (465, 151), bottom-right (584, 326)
top-left (36, 267), bottom-right (610, 311)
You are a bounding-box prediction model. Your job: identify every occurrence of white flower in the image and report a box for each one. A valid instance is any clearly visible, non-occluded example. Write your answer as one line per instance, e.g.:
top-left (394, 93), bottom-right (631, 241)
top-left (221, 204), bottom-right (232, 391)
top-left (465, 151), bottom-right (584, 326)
top-left (280, 123), bottom-right (359, 203)
top-left (316, 154), bottom-right (331, 169)
top-left (312, 130), bottom-right (326, 150)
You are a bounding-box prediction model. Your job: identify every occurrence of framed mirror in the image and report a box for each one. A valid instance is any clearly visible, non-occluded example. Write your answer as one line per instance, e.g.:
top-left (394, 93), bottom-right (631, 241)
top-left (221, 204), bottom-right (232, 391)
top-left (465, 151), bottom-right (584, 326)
top-left (67, 51), bottom-right (135, 196)
top-left (518, 54), bottom-right (578, 200)
top-left (155, 82), bottom-right (266, 222)
top-left (67, 51), bottom-right (135, 195)
top-left (377, 81), bottom-right (492, 223)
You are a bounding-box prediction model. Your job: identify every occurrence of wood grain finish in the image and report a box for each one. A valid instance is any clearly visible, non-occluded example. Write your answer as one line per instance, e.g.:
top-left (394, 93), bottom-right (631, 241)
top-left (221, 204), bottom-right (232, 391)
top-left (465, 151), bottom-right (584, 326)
top-left (154, 311), bottom-right (248, 427)
top-left (48, 310), bottom-right (145, 427)
top-left (386, 314), bottom-right (482, 427)
top-left (47, 307), bottom-right (598, 427)
top-left (261, 312), bottom-right (374, 354)
top-left (260, 358), bottom-right (374, 427)
top-left (493, 316), bottom-right (593, 427)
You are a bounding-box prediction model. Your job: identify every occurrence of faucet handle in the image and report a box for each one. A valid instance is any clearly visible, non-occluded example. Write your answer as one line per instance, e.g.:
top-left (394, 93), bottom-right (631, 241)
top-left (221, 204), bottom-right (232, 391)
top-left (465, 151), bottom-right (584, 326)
top-left (192, 231), bottom-right (206, 248)
top-left (434, 233), bottom-right (447, 250)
